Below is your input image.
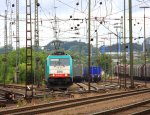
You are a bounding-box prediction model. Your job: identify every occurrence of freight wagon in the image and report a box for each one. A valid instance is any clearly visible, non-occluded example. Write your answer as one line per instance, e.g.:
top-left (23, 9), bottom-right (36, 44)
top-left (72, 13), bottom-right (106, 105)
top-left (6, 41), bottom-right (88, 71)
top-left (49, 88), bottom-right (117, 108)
top-left (113, 64), bottom-right (150, 81)
top-left (83, 66), bottom-right (102, 82)
top-left (73, 64), bottom-right (84, 83)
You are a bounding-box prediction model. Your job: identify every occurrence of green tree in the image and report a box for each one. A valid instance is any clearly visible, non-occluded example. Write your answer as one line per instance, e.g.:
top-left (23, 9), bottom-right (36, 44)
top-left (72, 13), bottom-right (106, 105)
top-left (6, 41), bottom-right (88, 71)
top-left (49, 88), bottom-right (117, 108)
top-left (95, 53), bottom-right (112, 74)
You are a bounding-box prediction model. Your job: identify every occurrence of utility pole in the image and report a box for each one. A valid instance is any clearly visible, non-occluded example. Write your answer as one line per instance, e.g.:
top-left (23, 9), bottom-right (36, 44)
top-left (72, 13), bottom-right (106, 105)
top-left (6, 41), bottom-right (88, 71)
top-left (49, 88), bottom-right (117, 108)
top-left (124, 0), bottom-right (127, 89)
top-left (34, 0), bottom-right (40, 87)
top-left (129, 0), bottom-right (134, 88)
top-left (120, 16), bottom-right (123, 88)
top-left (79, 39), bottom-right (82, 64)
top-left (16, 0), bottom-right (20, 83)
top-left (88, 0), bottom-right (91, 92)
top-left (114, 25), bottom-right (120, 86)
top-left (139, 6), bottom-right (150, 87)
top-left (96, 30), bottom-right (99, 58)
top-left (116, 28), bottom-right (119, 85)
top-left (101, 38), bottom-right (107, 82)
top-left (108, 33), bottom-right (112, 83)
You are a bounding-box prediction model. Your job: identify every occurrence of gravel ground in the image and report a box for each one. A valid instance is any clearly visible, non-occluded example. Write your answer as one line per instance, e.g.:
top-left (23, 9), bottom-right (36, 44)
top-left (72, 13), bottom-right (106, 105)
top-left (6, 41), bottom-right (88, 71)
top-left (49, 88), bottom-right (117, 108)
top-left (42, 92), bottom-right (150, 115)
top-left (1, 80), bottom-right (150, 114)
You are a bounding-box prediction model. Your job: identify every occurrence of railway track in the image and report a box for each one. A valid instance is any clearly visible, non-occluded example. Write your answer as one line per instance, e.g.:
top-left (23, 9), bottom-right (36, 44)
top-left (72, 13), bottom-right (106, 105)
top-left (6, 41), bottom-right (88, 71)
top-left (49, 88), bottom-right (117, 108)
top-left (107, 77), bottom-right (150, 86)
top-left (0, 88), bottom-right (19, 107)
top-left (0, 95), bottom-right (7, 107)
top-left (92, 99), bottom-right (150, 115)
top-left (75, 83), bottom-right (88, 91)
top-left (75, 83), bottom-right (99, 91)
top-left (0, 86), bottom-right (24, 97)
top-left (132, 108), bottom-right (150, 115)
top-left (0, 88), bottom-right (150, 115)
top-left (0, 83), bottom-right (45, 91)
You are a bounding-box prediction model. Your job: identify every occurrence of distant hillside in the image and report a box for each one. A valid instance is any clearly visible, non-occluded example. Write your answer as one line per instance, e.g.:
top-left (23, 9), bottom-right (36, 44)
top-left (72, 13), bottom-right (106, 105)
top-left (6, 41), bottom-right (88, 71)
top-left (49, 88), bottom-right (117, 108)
top-left (103, 43), bottom-right (143, 52)
top-left (0, 38), bottom-right (148, 55)
top-left (44, 40), bottom-right (144, 55)
top-left (145, 37), bottom-right (150, 50)
top-left (0, 45), bottom-right (13, 54)
top-left (44, 40), bottom-right (96, 55)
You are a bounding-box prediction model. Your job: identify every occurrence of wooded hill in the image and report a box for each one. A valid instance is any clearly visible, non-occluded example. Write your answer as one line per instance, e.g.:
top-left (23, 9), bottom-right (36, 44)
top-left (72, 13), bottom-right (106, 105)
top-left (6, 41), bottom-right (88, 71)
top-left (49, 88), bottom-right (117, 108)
top-left (44, 40), bottom-right (143, 54)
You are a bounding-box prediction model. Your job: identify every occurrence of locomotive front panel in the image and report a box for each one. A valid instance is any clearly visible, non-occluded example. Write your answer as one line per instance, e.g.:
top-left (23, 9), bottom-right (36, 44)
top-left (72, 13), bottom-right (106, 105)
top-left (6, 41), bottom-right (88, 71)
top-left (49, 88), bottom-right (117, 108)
top-left (49, 58), bottom-right (70, 78)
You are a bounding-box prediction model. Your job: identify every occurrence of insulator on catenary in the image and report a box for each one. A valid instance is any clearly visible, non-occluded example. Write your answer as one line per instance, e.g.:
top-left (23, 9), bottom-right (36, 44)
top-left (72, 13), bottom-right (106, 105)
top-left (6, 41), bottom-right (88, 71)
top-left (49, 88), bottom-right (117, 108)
top-left (37, 3), bottom-right (40, 7)
top-left (12, 4), bottom-right (15, 7)
top-left (70, 15), bottom-right (72, 18)
top-left (76, 2), bottom-right (79, 6)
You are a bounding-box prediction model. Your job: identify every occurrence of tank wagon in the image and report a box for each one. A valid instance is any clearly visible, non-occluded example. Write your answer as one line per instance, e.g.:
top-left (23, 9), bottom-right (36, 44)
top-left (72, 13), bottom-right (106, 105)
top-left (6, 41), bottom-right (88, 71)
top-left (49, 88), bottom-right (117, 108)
top-left (83, 66), bottom-right (102, 82)
top-left (113, 64), bottom-right (150, 81)
top-left (45, 52), bottom-right (73, 89)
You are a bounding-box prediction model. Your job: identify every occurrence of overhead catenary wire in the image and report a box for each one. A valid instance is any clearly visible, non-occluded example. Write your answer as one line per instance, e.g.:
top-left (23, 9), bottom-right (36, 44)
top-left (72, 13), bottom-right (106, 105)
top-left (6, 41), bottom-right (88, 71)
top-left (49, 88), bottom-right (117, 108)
top-left (0, 0), bottom-right (150, 48)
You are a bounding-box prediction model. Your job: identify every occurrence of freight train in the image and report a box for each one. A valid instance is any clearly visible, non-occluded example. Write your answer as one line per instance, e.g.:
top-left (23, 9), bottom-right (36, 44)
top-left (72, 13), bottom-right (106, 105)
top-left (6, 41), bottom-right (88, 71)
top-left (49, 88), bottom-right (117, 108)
top-left (83, 66), bottom-right (102, 82)
top-left (73, 64), bottom-right (102, 83)
top-left (113, 64), bottom-right (150, 80)
top-left (45, 51), bottom-right (73, 89)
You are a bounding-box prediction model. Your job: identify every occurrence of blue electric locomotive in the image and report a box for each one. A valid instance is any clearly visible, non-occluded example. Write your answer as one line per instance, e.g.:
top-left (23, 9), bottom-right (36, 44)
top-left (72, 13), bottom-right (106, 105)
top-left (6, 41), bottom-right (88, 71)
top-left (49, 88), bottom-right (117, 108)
top-left (45, 53), bottom-right (73, 89)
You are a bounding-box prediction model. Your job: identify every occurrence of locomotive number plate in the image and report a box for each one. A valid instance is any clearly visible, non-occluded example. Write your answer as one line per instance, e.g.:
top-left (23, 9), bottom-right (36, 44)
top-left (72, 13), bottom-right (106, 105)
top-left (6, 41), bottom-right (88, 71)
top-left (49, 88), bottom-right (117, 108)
top-left (57, 70), bottom-right (63, 73)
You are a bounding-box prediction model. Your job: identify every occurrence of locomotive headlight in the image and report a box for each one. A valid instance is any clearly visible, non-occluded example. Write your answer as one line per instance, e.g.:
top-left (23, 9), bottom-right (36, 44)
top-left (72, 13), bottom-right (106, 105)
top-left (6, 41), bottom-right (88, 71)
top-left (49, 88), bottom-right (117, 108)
top-left (65, 74), bottom-right (67, 76)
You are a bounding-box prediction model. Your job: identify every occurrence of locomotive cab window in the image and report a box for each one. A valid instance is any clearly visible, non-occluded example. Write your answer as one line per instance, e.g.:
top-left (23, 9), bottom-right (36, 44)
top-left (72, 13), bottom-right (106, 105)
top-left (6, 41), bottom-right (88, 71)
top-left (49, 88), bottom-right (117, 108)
top-left (50, 58), bottom-right (69, 66)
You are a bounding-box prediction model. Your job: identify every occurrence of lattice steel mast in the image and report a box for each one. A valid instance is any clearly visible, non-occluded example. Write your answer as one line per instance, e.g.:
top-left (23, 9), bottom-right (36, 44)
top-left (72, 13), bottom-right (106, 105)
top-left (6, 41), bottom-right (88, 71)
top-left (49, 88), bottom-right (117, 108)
top-left (3, 10), bottom-right (8, 87)
top-left (26, 0), bottom-right (33, 97)
top-left (34, 0), bottom-right (40, 86)
top-left (16, 0), bottom-right (20, 83)
top-left (34, 0), bottom-right (39, 50)
top-left (54, 0), bottom-right (58, 40)
top-left (9, 5), bottom-right (13, 50)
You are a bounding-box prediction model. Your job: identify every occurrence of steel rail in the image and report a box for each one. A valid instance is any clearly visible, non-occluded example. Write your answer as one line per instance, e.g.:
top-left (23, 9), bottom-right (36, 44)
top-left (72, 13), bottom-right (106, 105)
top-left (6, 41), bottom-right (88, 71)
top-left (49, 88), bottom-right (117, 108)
top-left (0, 87), bottom-right (24, 97)
top-left (132, 108), bottom-right (150, 115)
top-left (75, 83), bottom-right (87, 91)
top-left (0, 88), bottom-right (150, 115)
top-left (82, 82), bottom-right (99, 91)
top-left (92, 99), bottom-right (150, 115)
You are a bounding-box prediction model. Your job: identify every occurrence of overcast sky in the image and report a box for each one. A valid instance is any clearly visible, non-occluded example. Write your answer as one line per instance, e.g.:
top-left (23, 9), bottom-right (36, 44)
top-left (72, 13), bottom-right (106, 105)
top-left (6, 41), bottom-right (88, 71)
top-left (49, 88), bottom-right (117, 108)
top-left (0, 0), bottom-right (150, 48)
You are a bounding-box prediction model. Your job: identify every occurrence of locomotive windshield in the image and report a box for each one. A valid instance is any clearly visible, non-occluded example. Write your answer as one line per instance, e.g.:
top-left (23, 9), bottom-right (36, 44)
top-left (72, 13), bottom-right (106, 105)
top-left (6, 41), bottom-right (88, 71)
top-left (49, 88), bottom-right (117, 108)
top-left (50, 58), bottom-right (69, 66)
